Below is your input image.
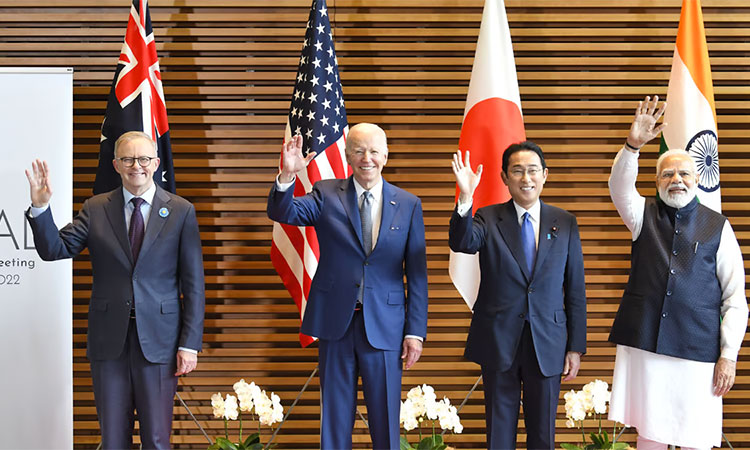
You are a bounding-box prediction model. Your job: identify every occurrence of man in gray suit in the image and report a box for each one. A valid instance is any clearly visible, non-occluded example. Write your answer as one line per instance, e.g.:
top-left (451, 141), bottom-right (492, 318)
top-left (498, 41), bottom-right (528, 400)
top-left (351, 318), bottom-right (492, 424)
top-left (25, 131), bottom-right (205, 449)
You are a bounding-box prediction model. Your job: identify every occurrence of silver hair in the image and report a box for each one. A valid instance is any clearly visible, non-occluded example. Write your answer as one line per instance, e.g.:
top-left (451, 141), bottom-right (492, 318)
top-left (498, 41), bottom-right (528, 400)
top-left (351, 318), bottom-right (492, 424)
top-left (114, 131), bottom-right (157, 158)
top-left (345, 123), bottom-right (388, 155)
top-left (655, 148), bottom-right (697, 175)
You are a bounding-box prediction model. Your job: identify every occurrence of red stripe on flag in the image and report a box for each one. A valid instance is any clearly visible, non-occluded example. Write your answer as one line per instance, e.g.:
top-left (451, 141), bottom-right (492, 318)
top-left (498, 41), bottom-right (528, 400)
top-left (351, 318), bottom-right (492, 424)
top-left (327, 143), bottom-right (347, 179)
top-left (270, 242), bottom-right (315, 347)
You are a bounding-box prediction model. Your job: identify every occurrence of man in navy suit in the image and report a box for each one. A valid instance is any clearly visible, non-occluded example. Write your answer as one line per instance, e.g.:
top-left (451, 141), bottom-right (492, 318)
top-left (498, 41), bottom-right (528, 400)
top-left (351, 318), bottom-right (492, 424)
top-left (25, 131), bottom-right (205, 449)
top-left (267, 123), bottom-right (428, 449)
top-left (449, 142), bottom-right (587, 449)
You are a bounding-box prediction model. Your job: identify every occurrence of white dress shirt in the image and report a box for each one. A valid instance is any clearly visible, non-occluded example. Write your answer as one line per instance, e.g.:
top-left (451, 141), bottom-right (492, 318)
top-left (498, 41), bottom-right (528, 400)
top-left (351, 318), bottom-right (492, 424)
top-left (457, 197), bottom-right (541, 247)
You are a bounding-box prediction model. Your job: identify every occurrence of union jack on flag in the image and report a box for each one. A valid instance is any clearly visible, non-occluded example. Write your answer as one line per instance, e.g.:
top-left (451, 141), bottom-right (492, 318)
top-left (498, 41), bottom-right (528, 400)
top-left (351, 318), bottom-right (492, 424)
top-left (270, 0), bottom-right (349, 347)
top-left (94, 0), bottom-right (175, 194)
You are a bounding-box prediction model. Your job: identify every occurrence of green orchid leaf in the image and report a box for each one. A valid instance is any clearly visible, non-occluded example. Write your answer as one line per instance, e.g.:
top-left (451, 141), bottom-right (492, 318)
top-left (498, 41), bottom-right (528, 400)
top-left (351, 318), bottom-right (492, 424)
top-left (561, 444), bottom-right (584, 450)
top-left (214, 437), bottom-right (239, 450)
top-left (590, 432), bottom-right (604, 447)
top-left (400, 436), bottom-right (416, 450)
top-left (242, 433), bottom-right (260, 447)
top-left (612, 443), bottom-right (630, 450)
top-left (417, 436), bottom-right (435, 450)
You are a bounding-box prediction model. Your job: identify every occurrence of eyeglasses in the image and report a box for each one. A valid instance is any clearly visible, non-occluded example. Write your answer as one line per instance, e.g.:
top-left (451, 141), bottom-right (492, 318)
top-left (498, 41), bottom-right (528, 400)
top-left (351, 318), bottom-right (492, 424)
top-left (508, 167), bottom-right (543, 178)
top-left (117, 156), bottom-right (157, 167)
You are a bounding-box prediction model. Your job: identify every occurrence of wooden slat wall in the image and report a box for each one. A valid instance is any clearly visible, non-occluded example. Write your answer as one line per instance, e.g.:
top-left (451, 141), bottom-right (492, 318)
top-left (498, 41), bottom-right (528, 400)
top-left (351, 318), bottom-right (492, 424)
top-left (2, 0), bottom-right (749, 447)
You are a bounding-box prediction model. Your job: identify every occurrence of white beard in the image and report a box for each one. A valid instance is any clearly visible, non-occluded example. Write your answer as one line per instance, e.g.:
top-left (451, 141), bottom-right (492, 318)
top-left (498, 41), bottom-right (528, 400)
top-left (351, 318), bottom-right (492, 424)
top-left (659, 183), bottom-right (697, 209)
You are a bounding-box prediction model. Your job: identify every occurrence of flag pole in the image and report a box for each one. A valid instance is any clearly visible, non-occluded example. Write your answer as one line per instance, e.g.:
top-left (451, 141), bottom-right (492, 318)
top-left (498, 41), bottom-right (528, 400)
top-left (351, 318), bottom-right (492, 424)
top-left (174, 391), bottom-right (212, 443)
top-left (266, 365), bottom-right (319, 448)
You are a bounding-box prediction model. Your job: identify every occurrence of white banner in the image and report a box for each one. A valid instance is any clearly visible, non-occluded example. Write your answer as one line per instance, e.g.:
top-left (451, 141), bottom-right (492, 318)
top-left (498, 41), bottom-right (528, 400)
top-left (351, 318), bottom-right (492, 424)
top-left (0, 68), bottom-right (73, 449)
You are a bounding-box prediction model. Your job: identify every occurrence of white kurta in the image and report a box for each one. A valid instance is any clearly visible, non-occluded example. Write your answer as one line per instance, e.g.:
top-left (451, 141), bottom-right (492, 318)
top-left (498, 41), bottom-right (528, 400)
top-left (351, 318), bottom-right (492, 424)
top-left (607, 148), bottom-right (748, 448)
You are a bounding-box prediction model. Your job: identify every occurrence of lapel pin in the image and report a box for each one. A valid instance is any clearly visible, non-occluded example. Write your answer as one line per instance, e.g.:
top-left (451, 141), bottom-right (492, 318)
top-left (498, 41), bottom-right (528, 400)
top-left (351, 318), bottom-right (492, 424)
top-left (548, 226), bottom-right (558, 239)
top-left (390, 200), bottom-right (396, 205)
top-left (159, 207), bottom-right (169, 218)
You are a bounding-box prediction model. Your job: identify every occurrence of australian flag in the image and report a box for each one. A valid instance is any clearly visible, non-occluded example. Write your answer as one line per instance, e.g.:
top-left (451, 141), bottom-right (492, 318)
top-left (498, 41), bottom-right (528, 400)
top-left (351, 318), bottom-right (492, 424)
top-left (94, 0), bottom-right (175, 194)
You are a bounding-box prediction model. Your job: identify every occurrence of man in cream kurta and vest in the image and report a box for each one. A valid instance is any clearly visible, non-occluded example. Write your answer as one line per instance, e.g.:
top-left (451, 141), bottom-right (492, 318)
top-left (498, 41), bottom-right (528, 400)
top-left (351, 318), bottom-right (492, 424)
top-left (607, 96), bottom-right (748, 450)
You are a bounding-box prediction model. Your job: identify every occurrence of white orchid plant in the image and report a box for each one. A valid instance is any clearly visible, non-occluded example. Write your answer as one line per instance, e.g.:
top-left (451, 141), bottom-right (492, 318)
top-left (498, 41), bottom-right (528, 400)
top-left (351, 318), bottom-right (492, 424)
top-left (399, 384), bottom-right (463, 450)
top-left (562, 379), bottom-right (630, 450)
top-left (208, 379), bottom-right (284, 450)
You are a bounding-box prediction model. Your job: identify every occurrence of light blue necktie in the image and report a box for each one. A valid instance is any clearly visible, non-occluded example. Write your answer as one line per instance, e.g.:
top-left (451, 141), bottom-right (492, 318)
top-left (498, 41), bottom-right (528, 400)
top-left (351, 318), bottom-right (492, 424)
top-left (360, 191), bottom-right (373, 255)
top-left (521, 212), bottom-right (536, 274)
top-left (357, 191), bottom-right (373, 305)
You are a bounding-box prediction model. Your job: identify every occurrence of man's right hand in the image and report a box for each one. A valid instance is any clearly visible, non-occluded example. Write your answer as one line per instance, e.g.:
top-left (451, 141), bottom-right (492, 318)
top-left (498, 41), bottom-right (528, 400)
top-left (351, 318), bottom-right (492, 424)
top-left (451, 150), bottom-right (482, 204)
top-left (626, 95), bottom-right (667, 150)
top-left (25, 159), bottom-right (53, 208)
top-left (279, 134), bottom-right (316, 183)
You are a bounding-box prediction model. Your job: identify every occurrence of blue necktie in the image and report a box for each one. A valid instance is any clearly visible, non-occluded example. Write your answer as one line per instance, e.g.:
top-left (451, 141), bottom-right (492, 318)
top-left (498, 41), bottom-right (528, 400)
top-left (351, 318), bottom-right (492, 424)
top-left (521, 212), bottom-right (536, 274)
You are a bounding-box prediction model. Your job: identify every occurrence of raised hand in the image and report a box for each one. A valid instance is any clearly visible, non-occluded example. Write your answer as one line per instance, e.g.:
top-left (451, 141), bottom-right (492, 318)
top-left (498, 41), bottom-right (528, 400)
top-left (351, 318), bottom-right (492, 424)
top-left (627, 95), bottom-right (667, 150)
top-left (451, 150), bottom-right (483, 204)
top-left (24, 159), bottom-right (53, 208)
top-left (279, 134), bottom-right (316, 183)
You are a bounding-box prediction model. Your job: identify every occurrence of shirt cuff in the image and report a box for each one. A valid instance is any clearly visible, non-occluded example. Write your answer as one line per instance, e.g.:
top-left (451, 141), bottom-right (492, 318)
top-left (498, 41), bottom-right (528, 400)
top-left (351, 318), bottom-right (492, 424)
top-left (404, 334), bottom-right (423, 342)
top-left (28, 204), bottom-right (49, 218)
top-left (178, 347), bottom-right (198, 354)
top-left (275, 174), bottom-right (296, 192)
top-left (720, 347), bottom-right (738, 362)
top-left (456, 199), bottom-right (472, 217)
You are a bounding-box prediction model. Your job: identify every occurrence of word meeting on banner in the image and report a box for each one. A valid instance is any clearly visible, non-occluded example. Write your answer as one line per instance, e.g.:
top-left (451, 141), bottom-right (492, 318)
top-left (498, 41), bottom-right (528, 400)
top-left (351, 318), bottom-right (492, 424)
top-left (0, 208), bottom-right (38, 286)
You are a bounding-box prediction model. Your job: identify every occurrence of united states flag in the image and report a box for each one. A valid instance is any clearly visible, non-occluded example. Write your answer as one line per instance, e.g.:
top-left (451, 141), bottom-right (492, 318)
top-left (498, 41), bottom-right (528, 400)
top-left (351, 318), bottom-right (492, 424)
top-left (94, 0), bottom-right (175, 194)
top-left (270, 0), bottom-right (349, 347)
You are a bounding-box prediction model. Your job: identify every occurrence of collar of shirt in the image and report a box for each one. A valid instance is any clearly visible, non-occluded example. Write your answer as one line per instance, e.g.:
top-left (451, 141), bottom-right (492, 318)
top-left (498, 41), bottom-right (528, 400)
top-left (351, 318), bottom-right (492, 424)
top-left (123, 184), bottom-right (157, 207)
top-left (513, 200), bottom-right (541, 244)
top-left (352, 176), bottom-right (383, 206)
top-left (352, 176), bottom-right (384, 245)
top-left (123, 184), bottom-right (157, 231)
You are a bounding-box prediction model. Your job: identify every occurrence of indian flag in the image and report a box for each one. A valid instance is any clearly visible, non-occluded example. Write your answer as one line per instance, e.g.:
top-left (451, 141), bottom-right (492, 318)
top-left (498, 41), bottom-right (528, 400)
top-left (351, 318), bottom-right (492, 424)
top-left (449, 0), bottom-right (526, 309)
top-left (660, 0), bottom-right (721, 213)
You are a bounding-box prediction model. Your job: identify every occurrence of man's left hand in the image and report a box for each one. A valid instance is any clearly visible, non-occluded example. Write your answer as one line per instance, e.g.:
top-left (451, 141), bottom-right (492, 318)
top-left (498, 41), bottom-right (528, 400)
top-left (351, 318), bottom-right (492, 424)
top-left (713, 357), bottom-right (736, 397)
top-left (401, 338), bottom-right (423, 370)
top-left (175, 350), bottom-right (198, 376)
top-left (562, 351), bottom-right (581, 382)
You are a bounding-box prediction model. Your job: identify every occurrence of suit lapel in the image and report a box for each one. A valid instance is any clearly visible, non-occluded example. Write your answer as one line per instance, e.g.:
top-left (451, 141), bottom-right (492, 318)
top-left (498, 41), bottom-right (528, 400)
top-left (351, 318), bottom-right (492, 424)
top-left (534, 201), bottom-right (559, 276)
top-left (374, 180), bottom-right (398, 254)
top-left (103, 188), bottom-right (133, 265)
top-left (496, 201), bottom-right (531, 282)
top-left (337, 177), bottom-right (365, 250)
top-left (137, 186), bottom-right (171, 265)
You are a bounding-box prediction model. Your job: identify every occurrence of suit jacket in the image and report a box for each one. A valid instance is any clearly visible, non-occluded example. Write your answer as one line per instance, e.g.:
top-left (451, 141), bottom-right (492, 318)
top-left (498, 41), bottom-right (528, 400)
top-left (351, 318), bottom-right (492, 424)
top-left (267, 176), bottom-right (428, 351)
top-left (27, 186), bottom-right (205, 364)
top-left (449, 200), bottom-right (586, 376)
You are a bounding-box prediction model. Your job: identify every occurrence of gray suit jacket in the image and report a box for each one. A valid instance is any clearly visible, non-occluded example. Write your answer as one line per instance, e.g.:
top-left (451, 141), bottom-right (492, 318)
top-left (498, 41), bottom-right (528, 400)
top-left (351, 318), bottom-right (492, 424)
top-left (27, 186), bottom-right (205, 364)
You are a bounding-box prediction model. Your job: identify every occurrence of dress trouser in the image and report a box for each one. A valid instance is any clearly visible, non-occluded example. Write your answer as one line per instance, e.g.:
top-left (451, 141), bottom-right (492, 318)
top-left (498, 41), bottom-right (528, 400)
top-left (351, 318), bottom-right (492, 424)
top-left (481, 321), bottom-right (561, 450)
top-left (318, 309), bottom-right (402, 450)
top-left (90, 318), bottom-right (178, 449)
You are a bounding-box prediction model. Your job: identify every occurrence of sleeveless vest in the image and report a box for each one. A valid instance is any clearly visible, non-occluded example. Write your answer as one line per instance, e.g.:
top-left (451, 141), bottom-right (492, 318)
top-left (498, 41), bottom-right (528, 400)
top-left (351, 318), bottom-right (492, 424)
top-left (609, 196), bottom-right (726, 362)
